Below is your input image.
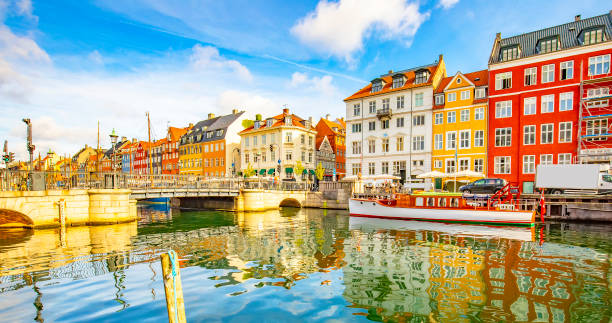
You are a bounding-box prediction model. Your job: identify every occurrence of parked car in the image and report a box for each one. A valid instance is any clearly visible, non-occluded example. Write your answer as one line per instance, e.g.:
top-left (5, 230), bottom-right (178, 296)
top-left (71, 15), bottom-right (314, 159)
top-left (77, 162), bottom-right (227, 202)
top-left (459, 178), bottom-right (507, 194)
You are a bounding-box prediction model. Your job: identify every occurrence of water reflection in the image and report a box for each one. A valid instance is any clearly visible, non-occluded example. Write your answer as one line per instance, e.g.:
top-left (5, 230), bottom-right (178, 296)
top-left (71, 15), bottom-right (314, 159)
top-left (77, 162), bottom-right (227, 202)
top-left (0, 204), bottom-right (609, 322)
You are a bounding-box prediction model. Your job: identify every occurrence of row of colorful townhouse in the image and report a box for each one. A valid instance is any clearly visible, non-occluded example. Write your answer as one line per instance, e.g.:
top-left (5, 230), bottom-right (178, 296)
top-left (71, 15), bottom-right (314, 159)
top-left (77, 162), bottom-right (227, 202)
top-left (344, 12), bottom-right (612, 193)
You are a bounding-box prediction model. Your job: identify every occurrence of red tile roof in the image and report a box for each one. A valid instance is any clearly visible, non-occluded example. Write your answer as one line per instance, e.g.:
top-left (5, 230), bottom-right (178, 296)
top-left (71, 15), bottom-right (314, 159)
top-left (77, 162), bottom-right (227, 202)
top-left (239, 110), bottom-right (314, 134)
top-left (434, 69), bottom-right (488, 94)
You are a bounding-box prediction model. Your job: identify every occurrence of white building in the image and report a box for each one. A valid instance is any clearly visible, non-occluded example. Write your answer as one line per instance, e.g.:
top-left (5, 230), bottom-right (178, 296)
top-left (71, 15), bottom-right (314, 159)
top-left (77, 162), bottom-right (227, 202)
top-left (239, 108), bottom-right (317, 179)
top-left (344, 55), bottom-right (446, 183)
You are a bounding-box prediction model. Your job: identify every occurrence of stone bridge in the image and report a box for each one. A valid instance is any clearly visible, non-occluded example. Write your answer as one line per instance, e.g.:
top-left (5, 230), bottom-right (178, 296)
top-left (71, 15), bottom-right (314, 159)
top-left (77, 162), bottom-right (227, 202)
top-left (0, 189), bottom-right (137, 228)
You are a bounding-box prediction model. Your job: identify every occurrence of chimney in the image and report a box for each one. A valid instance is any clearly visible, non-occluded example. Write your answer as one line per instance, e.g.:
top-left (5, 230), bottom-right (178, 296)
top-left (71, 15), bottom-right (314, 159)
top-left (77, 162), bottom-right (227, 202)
top-left (121, 136), bottom-right (127, 142)
top-left (388, 70), bottom-right (393, 74)
top-left (308, 116), bottom-right (313, 124)
top-left (188, 123), bottom-right (194, 128)
top-left (495, 32), bottom-right (501, 39)
top-left (326, 114), bottom-right (331, 120)
top-left (575, 14), bottom-right (581, 21)
top-left (438, 54), bottom-right (443, 62)
top-left (232, 109), bottom-right (238, 114)
top-left (208, 113), bottom-right (215, 119)
top-left (283, 108), bottom-right (289, 115)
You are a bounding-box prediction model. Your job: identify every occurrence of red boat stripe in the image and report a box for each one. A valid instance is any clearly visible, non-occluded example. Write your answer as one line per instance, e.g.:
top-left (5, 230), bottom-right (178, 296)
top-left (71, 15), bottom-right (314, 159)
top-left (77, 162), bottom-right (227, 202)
top-left (349, 213), bottom-right (531, 224)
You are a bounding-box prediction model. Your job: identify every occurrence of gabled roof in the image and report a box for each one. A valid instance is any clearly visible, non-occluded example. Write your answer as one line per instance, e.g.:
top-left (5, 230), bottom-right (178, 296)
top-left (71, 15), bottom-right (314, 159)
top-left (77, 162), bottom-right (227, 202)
top-left (435, 69), bottom-right (488, 94)
top-left (168, 126), bottom-right (190, 142)
top-left (344, 59), bottom-right (443, 101)
top-left (181, 111), bottom-right (245, 145)
top-left (316, 135), bottom-right (333, 152)
top-left (490, 12), bottom-right (612, 64)
top-left (239, 109), bottom-right (314, 134)
top-left (318, 117), bottom-right (345, 135)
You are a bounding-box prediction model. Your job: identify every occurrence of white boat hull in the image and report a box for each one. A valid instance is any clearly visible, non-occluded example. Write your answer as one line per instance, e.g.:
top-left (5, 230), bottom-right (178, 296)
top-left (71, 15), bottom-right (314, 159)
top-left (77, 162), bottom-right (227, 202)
top-left (349, 198), bottom-right (535, 226)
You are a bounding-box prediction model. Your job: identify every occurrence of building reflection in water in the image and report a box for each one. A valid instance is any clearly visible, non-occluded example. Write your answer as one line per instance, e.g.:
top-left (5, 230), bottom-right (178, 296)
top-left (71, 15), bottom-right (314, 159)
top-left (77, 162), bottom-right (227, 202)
top-left (0, 206), bottom-right (609, 322)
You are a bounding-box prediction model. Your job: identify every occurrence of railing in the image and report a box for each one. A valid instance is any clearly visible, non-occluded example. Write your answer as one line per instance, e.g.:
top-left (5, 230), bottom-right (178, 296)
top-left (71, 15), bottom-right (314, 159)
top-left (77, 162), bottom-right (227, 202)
top-left (376, 108), bottom-right (392, 119)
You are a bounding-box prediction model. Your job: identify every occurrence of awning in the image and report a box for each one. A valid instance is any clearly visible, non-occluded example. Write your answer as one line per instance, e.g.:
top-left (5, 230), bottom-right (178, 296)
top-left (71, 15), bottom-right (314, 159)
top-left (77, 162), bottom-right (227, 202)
top-left (309, 169), bottom-right (315, 175)
top-left (259, 169), bottom-right (266, 175)
top-left (285, 167), bottom-right (293, 173)
top-left (302, 169), bottom-right (308, 174)
top-left (268, 168), bottom-right (275, 174)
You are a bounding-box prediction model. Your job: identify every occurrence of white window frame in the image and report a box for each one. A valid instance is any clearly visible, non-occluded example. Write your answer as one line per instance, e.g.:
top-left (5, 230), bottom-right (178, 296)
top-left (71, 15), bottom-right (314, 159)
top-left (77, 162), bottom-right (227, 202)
top-left (447, 111), bottom-right (456, 123)
top-left (540, 154), bottom-right (553, 165)
top-left (474, 107), bottom-right (485, 120)
top-left (494, 156), bottom-right (511, 174)
top-left (396, 96), bottom-right (405, 109)
top-left (495, 72), bottom-right (512, 90)
top-left (495, 100), bottom-right (512, 118)
top-left (434, 113), bottom-right (443, 125)
top-left (475, 88), bottom-right (486, 99)
top-left (447, 92), bottom-right (456, 102)
top-left (523, 125), bottom-right (536, 145)
top-left (560, 61), bottom-right (573, 80)
top-left (523, 155), bottom-right (535, 174)
top-left (541, 123), bottom-right (554, 144)
top-left (588, 54), bottom-right (610, 76)
top-left (541, 94), bottom-right (554, 113)
top-left (559, 121), bottom-right (572, 143)
top-left (460, 90), bottom-right (470, 100)
top-left (446, 131), bottom-right (457, 150)
top-left (524, 97), bottom-right (536, 115)
top-left (495, 127), bottom-right (512, 147)
top-left (460, 109), bottom-right (470, 122)
top-left (524, 67), bottom-right (537, 86)
top-left (558, 153), bottom-right (572, 164)
top-left (415, 93), bottom-right (424, 107)
top-left (559, 92), bottom-right (573, 111)
top-left (474, 130), bottom-right (484, 147)
top-left (474, 159), bottom-right (484, 173)
top-left (542, 64), bottom-right (555, 83)
top-left (434, 134), bottom-right (443, 150)
top-left (459, 130), bottom-right (470, 149)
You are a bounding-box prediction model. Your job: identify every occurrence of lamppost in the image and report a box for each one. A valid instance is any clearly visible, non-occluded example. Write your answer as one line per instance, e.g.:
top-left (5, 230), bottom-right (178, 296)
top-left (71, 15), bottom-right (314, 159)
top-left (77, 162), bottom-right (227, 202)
top-left (231, 147), bottom-right (240, 177)
top-left (109, 129), bottom-right (118, 173)
top-left (22, 118), bottom-right (34, 190)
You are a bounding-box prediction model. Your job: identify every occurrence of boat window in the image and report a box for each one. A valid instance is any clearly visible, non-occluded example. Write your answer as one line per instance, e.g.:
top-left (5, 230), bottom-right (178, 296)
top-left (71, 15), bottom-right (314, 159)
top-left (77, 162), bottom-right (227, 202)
top-left (427, 198), bottom-right (435, 206)
top-left (450, 198), bottom-right (459, 207)
top-left (415, 197), bottom-right (424, 206)
top-left (439, 198), bottom-right (447, 207)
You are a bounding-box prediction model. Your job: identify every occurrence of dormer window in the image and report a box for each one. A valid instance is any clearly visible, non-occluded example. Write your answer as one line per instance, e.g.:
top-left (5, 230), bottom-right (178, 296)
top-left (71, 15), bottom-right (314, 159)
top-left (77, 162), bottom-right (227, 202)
top-left (254, 121), bottom-right (260, 130)
top-left (392, 75), bottom-right (405, 89)
top-left (435, 94), bottom-right (444, 105)
top-left (371, 80), bottom-right (384, 92)
top-left (266, 119), bottom-right (274, 127)
top-left (332, 127), bottom-right (338, 132)
top-left (538, 36), bottom-right (559, 54)
top-left (583, 27), bottom-right (605, 45)
top-left (415, 70), bottom-right (429, 84)
top-left (285, 116), bottom-right (292, 125)
top-left (216, 129), bottom-right (224, 136)
top-left (206, 131), bottom-right (213, 138)
top-left (500, 45), bottom-right (519, 61)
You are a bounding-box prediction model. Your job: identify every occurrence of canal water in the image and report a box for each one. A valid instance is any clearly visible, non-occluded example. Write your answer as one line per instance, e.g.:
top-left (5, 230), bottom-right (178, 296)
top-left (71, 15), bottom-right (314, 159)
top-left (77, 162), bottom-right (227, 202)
top-left (0, 205), bottom-right (610, 322)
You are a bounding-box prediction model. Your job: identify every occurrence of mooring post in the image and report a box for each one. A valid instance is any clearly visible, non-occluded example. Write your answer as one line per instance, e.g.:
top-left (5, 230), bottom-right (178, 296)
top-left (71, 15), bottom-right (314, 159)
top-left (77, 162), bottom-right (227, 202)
top-left (57, 198), bottom-right (66, 247)
top-left (161, 251), bottom-right (186, 323)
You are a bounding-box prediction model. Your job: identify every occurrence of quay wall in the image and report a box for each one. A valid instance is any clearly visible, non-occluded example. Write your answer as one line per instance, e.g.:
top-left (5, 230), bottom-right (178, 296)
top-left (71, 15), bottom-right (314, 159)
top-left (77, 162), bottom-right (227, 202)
top-left (0, 189), bottom-right (137, 228)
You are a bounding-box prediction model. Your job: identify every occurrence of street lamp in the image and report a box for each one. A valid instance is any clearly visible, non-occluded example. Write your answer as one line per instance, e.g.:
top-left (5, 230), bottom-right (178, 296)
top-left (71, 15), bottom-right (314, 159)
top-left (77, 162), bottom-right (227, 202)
top-left (109, 129), bottom-right (118, 173)
top-left (232, 147), bottom-right (240, 177)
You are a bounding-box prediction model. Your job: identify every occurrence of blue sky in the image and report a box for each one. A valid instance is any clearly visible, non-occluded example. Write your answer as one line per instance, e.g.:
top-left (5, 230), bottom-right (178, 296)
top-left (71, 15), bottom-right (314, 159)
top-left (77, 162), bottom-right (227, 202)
top-left (0, 0), bottom-right (610, 158)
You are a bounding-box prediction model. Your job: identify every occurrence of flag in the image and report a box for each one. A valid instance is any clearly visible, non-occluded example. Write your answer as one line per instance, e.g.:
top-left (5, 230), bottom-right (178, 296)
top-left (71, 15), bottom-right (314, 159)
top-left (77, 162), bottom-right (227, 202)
top-left (539, 190), bottom-right (546, 222)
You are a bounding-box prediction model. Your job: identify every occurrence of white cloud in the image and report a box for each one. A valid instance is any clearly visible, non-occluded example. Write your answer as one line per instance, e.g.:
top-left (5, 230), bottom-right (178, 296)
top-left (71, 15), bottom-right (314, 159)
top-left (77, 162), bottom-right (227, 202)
top-left (291, 0), bottom-right (429, 64)
top-left (88, 50), bottom-right (104, 65)
top-left (0, 26), bottom-right (49, 62)
top-left (15, 0), bottom-right (36, 21)
top-left (190, 44), bottom-right (253, 82)
top-left (438, 0), bottom-right (459, 9)
top-left (216, 89), bottom-right (277, 118)
top-left (289, 72), bottom-right (337, 96)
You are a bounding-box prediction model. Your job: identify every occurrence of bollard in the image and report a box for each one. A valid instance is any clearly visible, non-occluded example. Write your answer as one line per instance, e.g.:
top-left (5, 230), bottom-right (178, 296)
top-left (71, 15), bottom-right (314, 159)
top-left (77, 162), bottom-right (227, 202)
top-left (161, 251), bottom-right (186, 323)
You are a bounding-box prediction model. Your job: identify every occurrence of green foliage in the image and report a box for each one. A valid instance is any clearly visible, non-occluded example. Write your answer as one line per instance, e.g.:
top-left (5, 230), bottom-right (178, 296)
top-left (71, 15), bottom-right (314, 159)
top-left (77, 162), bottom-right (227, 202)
top-left (315, 162), bottom-right (325, 181)
top-left (294, 161), bottom-right (305, 179)
top-left (242, 119), bottom-right (254, 129)
top-left (255, 114), bottom-right (262, 121)
top-left (244, 163), bottom-right (256, 177)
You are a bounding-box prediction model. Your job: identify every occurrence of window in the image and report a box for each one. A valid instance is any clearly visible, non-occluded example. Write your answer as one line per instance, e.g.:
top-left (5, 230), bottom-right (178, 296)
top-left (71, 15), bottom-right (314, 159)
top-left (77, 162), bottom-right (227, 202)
top-left (495, 128), bottom-right (512, 147)
top-left (245, 137), bottom-right (250, 147)
top-left (381, 119), bottom-right (389, 129)
top-left (412, 136), bottom-right (424, 151)
top-left (286, 132), bottom-right (293, 143)
top-left (540, 154), bottom-right (553, 165)
top-left (352, 163), bottom-right (361, 176)
top-left (446, 131), bottom-right (456, 150)
top-left (396, 117), bottom-right (404, 127)
top-left (500, 46), bottom-right (519, 61)
top-left (392, 161), bottom-right (405, 175)
top-left (524, 67), bottom-right (537, 85)
top-left (542, 64), bottom-right (555, 83)
top-left (586, 119), bottom-right (608, 140)
top-left (541, 94), bottom-right (554, 113)
top-left (371, 81), bottom-right (383, 92)
top-left (558, 153), bottom-right (572, 164)
top-left (396, 136), bottom-right (404, 151)
top-left (415, 93), bottom-right (424, 106)
top-left (584, 27), bottom-right (604, 45)
top-left (494, 156), bottom-right (511, 174)
top-left (286, 151), bottom-right (293, 161)
top-left (523, 155), bottom-right (535, 174)
top-left (588, 55), bottom-right (610, 76)
top-left (434, 134), bottom-right (443, 150)
top-left (461, 90), bottom-right (470, 100)
top-left (435, 113), bottom-right (443, 124)
top-left (413, 115), bottom-right (425, 126)
top-left (460, 109), bottom-right (470, 122)
top-left (435, 95), bottom-right (444, 105)
top-left (353, 104), bottom-right (361, 116)
top-left (559, 61), bottom-right (573, 80)
top-left (396, 96), bottom-right (404, 109)
top-left (495, 72), bottom-right (512, 90)
top-left (352, 123), bottom-right (362, 133)
top-left (539, 37), bottom-right (558, 53)
top-left (474, 159), bottom-right (484, 173)
top-left (368, 139), bottom-right (376, 154)
top-left (447, 111), bottom-right (456, 123)
top-left (458, 158), bottom-right (469, 171)
top-left (381, 162), bottom-right (389, 174)
top-left (474, 130), bottom-right (484, 147)
top-left (369, 101), bottom-right (376, 114)
top-left (559, 122), bottom-right (572, 143)
top-left (392, 77), bottom-right (404, 89)
top-left (415, 71), bottom-right (428, 84)
top-left (475, 88), bottom-right (486, 99)
top-left (558, 92), bottom-right (573, 111)
top-left (445, 159), bottom-right (456, 173)
top-left (474, 107), bottom-right (484, 120)
top-left (541, 123), bottom-right (554, 144)
top-left (496, 100), bottom-right (512, 118)
top-left (448, 92), bottom-right (457, 102)
top-left (382, 98), bottom-right (390, 110)
top-left (352, 141), bottom-right (361, 154)
top-left (368, 121), bottom-right (376, 131)
top-left (459, 130), bottom-right (470, 149)
top-left (368, 162), bottom-right (375, 175)
top-left (524, 97), bottom-right (536, 115)
top-left (382, 139), bottom-right (389, 152)
top-left (266, 119), bottom-right (274, 127)
top-left (523, 125), bottom-right (536, 145)
top-left (434, 160), bottom-right (443, 169)
top-left (309, 136), bottom-right (313, 146)
top-left (300, 134), bottom-right (305, 144)
top-left (587, 87), bottom-right (610, 98)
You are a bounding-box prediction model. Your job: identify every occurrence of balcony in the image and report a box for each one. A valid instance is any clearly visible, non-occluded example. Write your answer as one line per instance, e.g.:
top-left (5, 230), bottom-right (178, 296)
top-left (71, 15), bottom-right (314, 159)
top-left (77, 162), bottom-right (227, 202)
top-left (376, 108), bottom-right (392, 120)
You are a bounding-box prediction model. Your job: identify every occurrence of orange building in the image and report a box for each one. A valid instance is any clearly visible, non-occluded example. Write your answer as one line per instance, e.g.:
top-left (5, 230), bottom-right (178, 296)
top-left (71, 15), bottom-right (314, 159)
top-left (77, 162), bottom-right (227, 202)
top-left (315, 115), bottom-right (346, 180)
top-left (162, 126), bottom-right (190, 175)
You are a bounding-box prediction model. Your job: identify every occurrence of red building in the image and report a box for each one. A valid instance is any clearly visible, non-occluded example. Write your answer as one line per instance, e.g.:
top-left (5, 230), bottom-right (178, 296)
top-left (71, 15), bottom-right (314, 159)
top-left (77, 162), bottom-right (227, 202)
top-left (315, 115), bottom-right (346, 180)
top-left (163, 126), bottom-right (191, 175)
top-left (488, 12), bottom-right (612, 192)
top-left (133, 141), bottom-right (151, 175)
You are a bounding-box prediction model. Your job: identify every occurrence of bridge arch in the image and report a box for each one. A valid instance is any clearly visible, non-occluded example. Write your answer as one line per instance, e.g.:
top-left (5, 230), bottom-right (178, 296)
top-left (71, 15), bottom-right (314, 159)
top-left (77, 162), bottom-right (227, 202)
top-left (279, 198), bottom-right (301, 208)
top-left (0, 209), bottom-right (34, 228)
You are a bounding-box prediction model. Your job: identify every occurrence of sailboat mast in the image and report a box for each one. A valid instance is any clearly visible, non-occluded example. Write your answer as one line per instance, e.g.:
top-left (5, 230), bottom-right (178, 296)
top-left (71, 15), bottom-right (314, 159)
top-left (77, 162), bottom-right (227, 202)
top-left (147, 112), bottom-right (153, 175)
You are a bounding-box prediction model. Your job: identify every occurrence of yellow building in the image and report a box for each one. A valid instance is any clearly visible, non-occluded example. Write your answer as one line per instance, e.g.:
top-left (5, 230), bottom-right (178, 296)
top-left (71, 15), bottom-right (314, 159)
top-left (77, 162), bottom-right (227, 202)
top-left (432, 70), bottom-right (489, 186)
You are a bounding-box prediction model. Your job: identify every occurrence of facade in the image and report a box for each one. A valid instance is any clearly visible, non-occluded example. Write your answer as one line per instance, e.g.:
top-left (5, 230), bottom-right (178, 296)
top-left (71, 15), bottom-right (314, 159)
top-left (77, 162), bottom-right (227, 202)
top-left (179, 110), bottom-right (246, 177)
top-left (315, 116), bottom-right (346, 180)
top-left (133, 142), bottom-right (151, 175)
top-left (239, 108), bottom-right (317, 179)
top-left (151, 138), bottom-right (165, 175)
top-left (162, 126), bottom-right (190, 175)
top-left (432, 70), bottom-right (489, 180)
top-left (488, 12), bottom-right (612, 192)
top-left (344, 55), bottom-right (446, 182)
top-left (71, 145), bottom-right (98, 172)
top-left (120, 140), bottom-right (138, 173)
top-left (315, 136), bottom-right (336, 180)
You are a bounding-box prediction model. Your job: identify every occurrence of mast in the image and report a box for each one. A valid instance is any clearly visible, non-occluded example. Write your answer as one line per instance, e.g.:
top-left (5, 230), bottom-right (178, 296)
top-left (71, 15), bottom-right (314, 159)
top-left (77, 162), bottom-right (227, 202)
top-left (96, 121), bottom-right (100, 173)
top-left (147, 112), bottom-right (153, 175)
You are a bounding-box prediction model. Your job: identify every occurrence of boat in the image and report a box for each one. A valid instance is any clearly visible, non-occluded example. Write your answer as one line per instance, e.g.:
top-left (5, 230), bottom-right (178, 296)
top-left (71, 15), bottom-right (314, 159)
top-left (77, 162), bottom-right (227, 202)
top-left (139, 197), bottom-right (170, 205)
top-left (349, 184), bottom-right (535, 227)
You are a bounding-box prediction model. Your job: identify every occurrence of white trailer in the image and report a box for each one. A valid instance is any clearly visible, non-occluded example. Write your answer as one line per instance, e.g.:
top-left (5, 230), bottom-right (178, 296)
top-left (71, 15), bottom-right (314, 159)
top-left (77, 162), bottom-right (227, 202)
top-left (535, 164), bottom-right (612, 194)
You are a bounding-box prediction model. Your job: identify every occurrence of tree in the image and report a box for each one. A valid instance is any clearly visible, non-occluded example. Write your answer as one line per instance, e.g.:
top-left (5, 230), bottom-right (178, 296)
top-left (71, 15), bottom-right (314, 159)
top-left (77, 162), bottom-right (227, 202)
top-left (244, 163), bottom-right (255, 177)
top-left (294, 161), bottom-right (305, 181)
top-left (315, 162), bottom-right (325, 181)
top-left (242, 119), bottom-right (254, 129)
